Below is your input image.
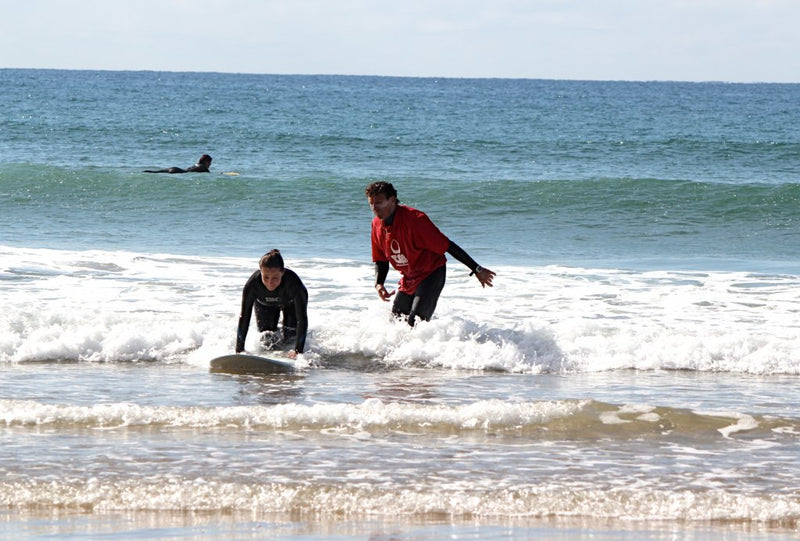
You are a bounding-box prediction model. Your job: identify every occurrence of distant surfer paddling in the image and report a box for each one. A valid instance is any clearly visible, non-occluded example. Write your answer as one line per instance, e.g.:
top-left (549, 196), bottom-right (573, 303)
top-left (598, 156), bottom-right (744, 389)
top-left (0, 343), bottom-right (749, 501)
top-left (236, 249), bottom-right (308, 359)
top-left (144, 154), bottom-right (212, 174)
top-left (365, 181), bottom-right (496, 326)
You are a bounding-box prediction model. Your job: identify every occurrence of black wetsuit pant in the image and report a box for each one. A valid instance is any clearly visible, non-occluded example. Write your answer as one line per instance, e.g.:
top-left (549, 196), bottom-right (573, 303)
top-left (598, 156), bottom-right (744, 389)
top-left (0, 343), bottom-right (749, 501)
top-left (254, 303), bottom-right (297, 347)
top-left (392, 265), bottom-right (446, 326)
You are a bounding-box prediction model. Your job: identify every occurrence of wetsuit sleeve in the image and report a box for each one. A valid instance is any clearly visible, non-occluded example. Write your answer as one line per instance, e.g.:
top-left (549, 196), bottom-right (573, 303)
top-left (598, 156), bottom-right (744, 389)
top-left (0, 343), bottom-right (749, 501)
top-left (236, 276), bottom-right (258, 352)
top-left (374, 261), bottom-right (389, 285)
top-left (291, 279), bottom-right (309, 354)
top-left (446, 241), bottom-right (479, 273)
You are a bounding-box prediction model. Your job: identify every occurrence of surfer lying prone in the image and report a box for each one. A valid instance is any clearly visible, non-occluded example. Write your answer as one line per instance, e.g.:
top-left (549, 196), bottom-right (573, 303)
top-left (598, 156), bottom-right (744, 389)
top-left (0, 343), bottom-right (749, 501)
top-left (144, 154), bottom-right (212, 173)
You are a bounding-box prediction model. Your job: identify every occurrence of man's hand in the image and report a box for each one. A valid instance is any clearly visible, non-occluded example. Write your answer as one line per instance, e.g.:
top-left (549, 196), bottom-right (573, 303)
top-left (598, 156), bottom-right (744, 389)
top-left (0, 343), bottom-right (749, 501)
top-left (375, 283), bottom-right (396, 302)
top-left (474, 267), bottom-right (496, 288)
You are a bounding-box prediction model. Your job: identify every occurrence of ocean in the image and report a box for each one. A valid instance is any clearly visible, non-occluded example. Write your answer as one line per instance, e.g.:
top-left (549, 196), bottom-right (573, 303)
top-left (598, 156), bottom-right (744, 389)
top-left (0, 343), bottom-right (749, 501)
top-left (1, 69), bottom-right (799, 540)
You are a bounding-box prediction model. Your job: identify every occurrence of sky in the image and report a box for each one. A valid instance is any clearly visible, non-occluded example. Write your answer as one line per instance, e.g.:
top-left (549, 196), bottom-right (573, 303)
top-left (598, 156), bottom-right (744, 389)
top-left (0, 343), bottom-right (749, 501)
top-left (1, 0), bottom-right (798, 83)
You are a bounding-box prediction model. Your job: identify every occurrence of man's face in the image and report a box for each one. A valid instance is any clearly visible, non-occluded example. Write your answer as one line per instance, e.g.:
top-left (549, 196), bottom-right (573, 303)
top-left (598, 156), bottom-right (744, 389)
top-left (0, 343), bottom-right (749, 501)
top-left (368, 193), bottom-right (397, 221)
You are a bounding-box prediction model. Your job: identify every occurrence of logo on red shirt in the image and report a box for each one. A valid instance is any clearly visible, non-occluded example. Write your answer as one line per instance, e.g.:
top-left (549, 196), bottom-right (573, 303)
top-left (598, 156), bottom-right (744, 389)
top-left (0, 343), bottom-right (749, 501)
top-left (390, 239), bottom-right (409, 266)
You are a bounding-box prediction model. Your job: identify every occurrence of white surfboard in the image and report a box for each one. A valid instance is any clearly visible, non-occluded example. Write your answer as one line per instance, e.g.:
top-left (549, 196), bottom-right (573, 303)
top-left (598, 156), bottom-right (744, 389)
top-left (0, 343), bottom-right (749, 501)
top-left (209, 353), bottom-right (295, 374)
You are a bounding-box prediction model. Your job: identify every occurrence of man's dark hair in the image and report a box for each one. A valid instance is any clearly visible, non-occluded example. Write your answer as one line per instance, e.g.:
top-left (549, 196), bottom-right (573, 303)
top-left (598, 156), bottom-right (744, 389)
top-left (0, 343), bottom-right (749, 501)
top-left (365, 181), bottom-right (397, 199)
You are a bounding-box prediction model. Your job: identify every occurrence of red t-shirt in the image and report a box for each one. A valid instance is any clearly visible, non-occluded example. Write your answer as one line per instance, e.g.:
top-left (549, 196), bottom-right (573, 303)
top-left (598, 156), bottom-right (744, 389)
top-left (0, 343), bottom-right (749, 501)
top-left (371, 204), bottom-right (450, 294)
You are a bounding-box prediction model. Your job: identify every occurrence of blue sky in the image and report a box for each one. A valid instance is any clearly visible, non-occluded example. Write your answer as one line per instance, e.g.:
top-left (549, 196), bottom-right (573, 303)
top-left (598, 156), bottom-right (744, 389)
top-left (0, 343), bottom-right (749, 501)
top-left (1, 0), bottom-right (797, 82)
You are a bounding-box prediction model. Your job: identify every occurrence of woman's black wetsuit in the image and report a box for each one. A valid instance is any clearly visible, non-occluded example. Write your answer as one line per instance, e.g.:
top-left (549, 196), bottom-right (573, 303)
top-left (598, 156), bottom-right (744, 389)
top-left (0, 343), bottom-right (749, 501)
top-left (236, 269), bottom-right (308, 353)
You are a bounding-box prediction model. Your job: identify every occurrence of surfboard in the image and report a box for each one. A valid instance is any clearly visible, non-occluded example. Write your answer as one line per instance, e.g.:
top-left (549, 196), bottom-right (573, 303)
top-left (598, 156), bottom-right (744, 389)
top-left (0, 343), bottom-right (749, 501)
top-left (209, 353), bottom-right (295, 375)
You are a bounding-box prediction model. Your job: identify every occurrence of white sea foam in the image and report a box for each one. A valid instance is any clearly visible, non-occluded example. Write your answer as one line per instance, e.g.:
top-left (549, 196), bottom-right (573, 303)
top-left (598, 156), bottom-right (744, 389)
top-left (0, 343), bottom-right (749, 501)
top-left (2, 478), bottom-right (799, 526)
top-left (0, 397), bottom-right (586, 431)
top-left (2, 245), bottom-right (800, 375)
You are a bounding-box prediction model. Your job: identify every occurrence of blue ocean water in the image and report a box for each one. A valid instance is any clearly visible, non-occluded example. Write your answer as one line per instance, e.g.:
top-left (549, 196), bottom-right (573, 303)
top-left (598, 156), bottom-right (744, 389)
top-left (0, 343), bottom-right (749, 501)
top-left (1, 70), bottom-right (799, 540)
top-left (2, 70), bottom-right (799, 268)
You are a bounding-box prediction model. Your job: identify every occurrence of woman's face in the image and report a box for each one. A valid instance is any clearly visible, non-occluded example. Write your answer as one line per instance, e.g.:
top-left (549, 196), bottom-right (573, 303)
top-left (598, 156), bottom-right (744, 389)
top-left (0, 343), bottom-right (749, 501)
top-left (260, 267), bottom-right (284, 291)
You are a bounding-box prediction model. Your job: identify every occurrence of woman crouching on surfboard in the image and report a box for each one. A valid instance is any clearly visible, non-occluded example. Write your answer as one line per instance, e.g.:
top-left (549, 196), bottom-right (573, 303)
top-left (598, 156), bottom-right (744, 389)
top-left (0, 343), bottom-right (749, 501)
top-left (235, 249), bottom-right (308, 359)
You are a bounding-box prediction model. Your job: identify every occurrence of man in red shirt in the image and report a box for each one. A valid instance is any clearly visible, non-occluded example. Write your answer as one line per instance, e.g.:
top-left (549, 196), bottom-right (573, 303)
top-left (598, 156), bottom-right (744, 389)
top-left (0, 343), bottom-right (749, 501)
top-left (365, 181), bottom-right (496, 326)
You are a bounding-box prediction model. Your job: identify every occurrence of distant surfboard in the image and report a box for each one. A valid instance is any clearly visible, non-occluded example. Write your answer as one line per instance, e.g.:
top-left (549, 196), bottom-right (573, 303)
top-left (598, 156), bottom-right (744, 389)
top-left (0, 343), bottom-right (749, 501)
top-left (209, 353), bottom-right (295, 374)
